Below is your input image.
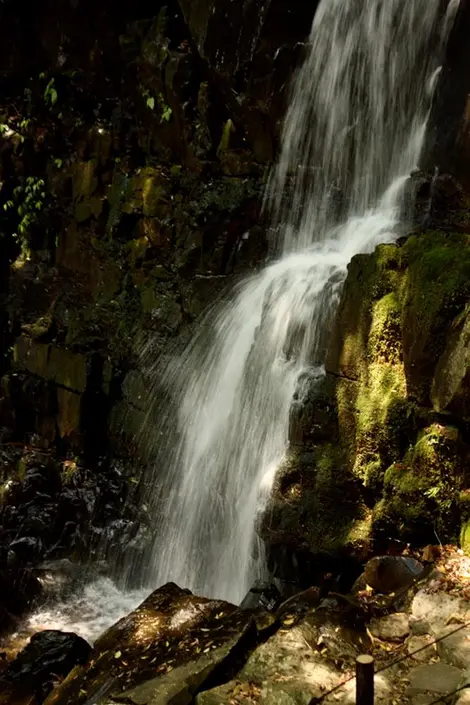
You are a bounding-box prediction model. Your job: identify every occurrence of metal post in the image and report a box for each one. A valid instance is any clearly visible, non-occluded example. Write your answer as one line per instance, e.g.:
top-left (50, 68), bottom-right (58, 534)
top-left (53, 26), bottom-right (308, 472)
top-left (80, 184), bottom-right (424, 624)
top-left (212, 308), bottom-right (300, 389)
top-left (356, 654), bottom-right (374, 705)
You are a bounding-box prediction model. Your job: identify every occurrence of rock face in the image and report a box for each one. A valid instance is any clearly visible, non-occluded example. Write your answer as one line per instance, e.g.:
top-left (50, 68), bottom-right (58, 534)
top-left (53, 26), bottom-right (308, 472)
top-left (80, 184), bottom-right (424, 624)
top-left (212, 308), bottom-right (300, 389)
top-left (423, 0), bottom-right (470, 188)
top-left (262, 215), bottom-right (470, 569)
top-left (175, 0), bottom-right (318, 161)
top-left (0, 0), bottom-right (285, 464)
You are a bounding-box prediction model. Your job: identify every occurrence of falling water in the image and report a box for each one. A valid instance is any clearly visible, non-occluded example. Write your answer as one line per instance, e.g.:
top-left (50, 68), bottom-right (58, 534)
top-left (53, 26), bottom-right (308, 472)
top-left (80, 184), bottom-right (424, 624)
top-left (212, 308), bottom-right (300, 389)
top-left (140, 0), bottom-right (458, 605)
top-left (17, 0), bottom-right (459, 642)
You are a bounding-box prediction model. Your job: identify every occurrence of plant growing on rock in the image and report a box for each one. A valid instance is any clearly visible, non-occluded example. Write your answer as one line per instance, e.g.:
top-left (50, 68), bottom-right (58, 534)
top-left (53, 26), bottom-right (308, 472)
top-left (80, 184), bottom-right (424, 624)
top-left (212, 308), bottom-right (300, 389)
top-left (3, 176), bottom-right (46, 256)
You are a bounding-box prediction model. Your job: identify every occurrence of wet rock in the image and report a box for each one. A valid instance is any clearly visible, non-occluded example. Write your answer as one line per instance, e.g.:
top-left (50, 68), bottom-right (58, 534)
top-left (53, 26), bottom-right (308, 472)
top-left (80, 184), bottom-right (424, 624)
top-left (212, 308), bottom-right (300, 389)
top-left (275, 586), bottom-right (322, 621)
top-left (0, 568), bottom-right (42, 623)
top-left (408, 663), bottom-right (462, 695)
top-left (8, 537), bottom-right (44, 564)
top-left (44, 583), bottom-right (255, 705)
top-left (176, 0), bottom-right (318, 160)
top-left (239, 581), bottom-right (281, 612)
top-left (369, 613), bottom-right (410, 642)
top-left (0, 630), bottom-right (91, 703)
top-left (364, 556), bottom-right (425, 594)
top-left (404, 171), bottom-right (465, 228)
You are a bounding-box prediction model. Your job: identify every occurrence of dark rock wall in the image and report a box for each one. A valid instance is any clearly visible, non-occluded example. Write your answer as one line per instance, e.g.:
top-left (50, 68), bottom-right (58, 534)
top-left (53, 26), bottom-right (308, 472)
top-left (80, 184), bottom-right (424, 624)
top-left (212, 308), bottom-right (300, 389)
top-left (0, 0), bottom-right (317, 457)
top-left (423, 0), bottom-right (470, 185)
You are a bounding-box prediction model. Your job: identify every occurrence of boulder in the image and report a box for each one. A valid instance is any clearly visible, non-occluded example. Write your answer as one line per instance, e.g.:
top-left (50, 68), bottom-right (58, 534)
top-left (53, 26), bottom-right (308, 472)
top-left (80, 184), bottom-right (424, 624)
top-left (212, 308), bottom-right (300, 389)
top-left (406, 635), bottom-right (436, 663)
top-left (364, 556), bottom-right (425, 594)
top-left (44, 583), bottom-right (256, 705)
top-left (239, 581), bottom-right (281, 612)
top-left (0, 630), bottom-right (91, 704)
top-left (238, 626), bottom-right (343, 704)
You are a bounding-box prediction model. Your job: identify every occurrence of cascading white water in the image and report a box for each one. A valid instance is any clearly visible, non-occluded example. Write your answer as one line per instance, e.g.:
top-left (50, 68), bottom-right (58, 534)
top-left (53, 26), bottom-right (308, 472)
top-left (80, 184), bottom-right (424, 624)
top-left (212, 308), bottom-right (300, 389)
top-left (17, 0), bottom-right (459, 643)
top-left (141, 0), bottom-right (458, 604)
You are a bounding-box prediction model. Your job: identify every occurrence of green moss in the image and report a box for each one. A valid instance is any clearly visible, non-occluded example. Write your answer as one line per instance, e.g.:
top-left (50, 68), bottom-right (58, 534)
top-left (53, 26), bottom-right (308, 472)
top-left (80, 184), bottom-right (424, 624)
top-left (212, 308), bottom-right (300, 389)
top-left (376, 423), bottom-right (463, 541)
top-left (400, 231), bottom-right (470, 396)
top-left (368, 292), bottom-right (402, 364)
top-left (337, 230), bottom-right (470, 515)
top-left (356, 364), bottom-right (406, 433)
top-left (305, 443), bottom-right (368, 554)
top-left (460, 519), bottom-right (470, 555)
top-left (122, 167), bottom-right (167, 217)
top-left (217, 119), bottom-right (235, 157)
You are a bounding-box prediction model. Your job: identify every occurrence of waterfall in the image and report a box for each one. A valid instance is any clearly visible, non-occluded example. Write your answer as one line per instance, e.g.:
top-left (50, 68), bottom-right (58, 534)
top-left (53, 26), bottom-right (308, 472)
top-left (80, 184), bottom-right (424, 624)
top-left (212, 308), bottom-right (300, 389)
top-left (16, 0), bottom-right (460, 648)
top-left (138, 0), bottom-right (458, 605)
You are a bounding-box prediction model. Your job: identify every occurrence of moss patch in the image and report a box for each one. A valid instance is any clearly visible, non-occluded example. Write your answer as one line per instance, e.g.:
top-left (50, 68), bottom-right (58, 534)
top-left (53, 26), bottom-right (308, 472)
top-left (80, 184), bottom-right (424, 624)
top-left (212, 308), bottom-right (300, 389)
top-left (400, 231), bottom-right (470, 401)
top-left (375, 424), bottom-right (464, 542)
top-left (262, 443), bottom-right (369, 556)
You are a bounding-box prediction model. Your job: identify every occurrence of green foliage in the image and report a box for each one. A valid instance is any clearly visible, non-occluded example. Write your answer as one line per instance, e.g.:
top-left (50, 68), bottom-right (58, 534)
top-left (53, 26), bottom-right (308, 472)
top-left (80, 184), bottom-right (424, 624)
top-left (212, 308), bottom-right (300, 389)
top-left (3, 176), bottom-right (46, 253)
top-left (142, 89), bottom-right (172, 123)
top-left (44, 78), bottom-right (58, 108)
top-left (158, 93), bottom-right (172, 123)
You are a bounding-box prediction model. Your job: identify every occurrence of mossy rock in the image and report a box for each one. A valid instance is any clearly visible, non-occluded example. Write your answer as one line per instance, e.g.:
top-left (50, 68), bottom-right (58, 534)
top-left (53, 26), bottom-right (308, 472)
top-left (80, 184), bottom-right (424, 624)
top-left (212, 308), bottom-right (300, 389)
top-left (431, 304), bottom-right (470, 417)
top-left (400, 231), bottom-right (470, 402)
top-left (122, 167), bottom-right (169, 218)
top-left (460, 518), bottom-right (470, 555)
top-left (329, 228), bottom-right (470, 510)
top-left (329, 230), bottom-right (470, 401)
top-left (13, 337), bottom-right (87, 393)
top-left (374, 424), bottom-right (465, 542)
top-left (261, 443), bottom-right (370, 557)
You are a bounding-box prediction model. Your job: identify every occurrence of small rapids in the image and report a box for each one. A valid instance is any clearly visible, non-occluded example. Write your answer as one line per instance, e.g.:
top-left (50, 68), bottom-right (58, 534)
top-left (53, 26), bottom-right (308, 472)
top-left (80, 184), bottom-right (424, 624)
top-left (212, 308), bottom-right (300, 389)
top-left (7, 579), bottom-right (147, 650)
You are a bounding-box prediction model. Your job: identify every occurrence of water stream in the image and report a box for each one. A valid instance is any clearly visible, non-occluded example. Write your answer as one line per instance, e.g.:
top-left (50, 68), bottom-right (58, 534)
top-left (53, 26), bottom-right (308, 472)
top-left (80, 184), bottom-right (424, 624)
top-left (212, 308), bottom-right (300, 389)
top-left (18, 0), bottom-right (458, 643)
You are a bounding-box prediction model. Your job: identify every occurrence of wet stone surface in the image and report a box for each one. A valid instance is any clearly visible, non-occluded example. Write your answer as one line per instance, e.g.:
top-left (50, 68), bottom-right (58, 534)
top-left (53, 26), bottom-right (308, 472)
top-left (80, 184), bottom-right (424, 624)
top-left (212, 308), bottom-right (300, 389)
top-left (43, 583), bottom-right (256, 705)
